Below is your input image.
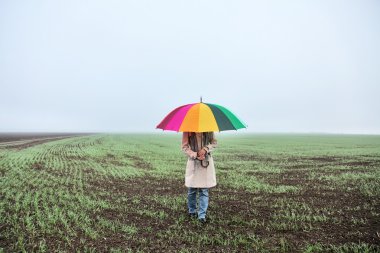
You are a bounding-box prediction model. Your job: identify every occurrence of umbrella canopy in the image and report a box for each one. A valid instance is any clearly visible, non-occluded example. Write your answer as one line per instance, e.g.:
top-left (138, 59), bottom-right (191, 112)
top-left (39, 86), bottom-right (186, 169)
top-left (156, 102), bottom-right (247, 132)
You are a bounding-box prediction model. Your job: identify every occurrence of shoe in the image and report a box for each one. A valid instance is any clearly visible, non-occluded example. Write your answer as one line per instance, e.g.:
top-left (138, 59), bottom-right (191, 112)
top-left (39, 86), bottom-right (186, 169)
top-left (188, 213), bottom-right (197, 219)
top-left (199, 218), bottom-right (206, 224)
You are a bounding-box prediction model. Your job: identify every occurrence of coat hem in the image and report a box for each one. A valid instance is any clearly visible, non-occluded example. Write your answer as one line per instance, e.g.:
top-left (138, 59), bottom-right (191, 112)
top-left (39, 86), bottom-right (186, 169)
top-left (184, 183), bottom-right (217, 189)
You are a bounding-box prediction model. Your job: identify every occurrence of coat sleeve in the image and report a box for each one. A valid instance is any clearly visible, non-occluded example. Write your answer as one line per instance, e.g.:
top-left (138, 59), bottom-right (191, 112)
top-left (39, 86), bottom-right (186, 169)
top-left (182, 132), bottom-right (197, 159)
top-left (204, 134), bottom-right (217, 153)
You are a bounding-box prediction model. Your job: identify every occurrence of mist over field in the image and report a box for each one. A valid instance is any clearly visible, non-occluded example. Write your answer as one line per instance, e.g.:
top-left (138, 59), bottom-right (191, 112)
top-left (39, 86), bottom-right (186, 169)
top-left (1, 1), bottom-right (380, 134)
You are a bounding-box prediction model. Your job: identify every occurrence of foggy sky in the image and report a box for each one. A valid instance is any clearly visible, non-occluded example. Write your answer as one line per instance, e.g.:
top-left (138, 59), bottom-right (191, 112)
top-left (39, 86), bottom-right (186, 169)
top-left (1, 0), bottom-right (379, 134)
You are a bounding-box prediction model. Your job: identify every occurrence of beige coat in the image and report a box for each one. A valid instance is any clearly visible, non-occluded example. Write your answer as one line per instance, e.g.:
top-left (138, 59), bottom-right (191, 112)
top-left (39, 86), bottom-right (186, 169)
top-left (182, 132), bottom-right (217, 188)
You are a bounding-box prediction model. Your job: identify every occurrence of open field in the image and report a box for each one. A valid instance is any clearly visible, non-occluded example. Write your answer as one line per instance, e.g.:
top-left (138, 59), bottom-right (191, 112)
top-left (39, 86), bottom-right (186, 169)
top-left (0, 133), bottom-right (379, 252)
top-left (0, 133), bottom-right (90, 149)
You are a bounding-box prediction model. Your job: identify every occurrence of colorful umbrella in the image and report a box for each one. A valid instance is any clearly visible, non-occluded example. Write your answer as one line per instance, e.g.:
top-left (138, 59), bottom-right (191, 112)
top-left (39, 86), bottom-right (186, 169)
top-left (156, 100), bottom-right (247, 132)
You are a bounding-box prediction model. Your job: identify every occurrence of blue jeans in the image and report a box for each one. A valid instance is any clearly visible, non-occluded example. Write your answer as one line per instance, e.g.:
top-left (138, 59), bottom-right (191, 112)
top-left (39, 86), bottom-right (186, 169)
top-left (187, 187), bottom-right (209, 219)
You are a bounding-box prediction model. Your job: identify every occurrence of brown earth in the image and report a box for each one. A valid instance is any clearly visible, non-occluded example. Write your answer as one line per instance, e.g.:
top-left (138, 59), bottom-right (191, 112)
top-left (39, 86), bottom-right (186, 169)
top-left (1, 141), bottom-right (379, 252)
top-left (0, 133), bottom-right (91, 149)
top-left (53, 164), bottom-right (379, 252)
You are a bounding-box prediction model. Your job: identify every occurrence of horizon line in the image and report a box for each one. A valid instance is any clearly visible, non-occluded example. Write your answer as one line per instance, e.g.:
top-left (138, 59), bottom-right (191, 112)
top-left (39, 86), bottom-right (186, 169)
top-left (0, 131), bottom-right (380, 136)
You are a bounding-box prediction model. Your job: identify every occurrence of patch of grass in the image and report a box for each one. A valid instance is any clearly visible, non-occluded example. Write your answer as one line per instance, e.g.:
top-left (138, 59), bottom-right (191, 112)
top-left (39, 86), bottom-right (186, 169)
top-left (303, 242), bottom-right (380, 253)
top-left (1, 133), bottom-right (379, 252)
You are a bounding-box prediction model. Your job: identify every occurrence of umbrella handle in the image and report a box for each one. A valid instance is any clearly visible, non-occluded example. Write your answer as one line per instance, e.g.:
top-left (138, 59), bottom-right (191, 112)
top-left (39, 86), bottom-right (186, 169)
top-left (195, 157), bottom-right (209, 168)
top-left (201, 160), bottom-right (209, 168)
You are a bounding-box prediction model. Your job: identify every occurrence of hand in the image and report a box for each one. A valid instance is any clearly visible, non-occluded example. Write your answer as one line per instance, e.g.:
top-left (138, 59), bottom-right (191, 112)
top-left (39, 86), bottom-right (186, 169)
top-left (197, 148), bottom-right (207, 157)
top-left (197, 148), bottom-right (207, 160)
top-left (197, 154), bottom-right (205, 160)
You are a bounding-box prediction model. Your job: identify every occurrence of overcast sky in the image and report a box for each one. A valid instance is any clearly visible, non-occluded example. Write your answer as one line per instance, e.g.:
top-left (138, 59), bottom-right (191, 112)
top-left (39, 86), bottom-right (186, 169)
top-left (1, 1), bottom-right (379, 134)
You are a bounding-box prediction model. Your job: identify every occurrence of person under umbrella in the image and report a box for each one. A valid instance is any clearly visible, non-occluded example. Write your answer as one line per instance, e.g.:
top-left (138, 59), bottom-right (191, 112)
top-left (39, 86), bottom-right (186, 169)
top-left (156, 98), bottom-right (247, 224)
top-left (182, 131), bottom-right (217, 223)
